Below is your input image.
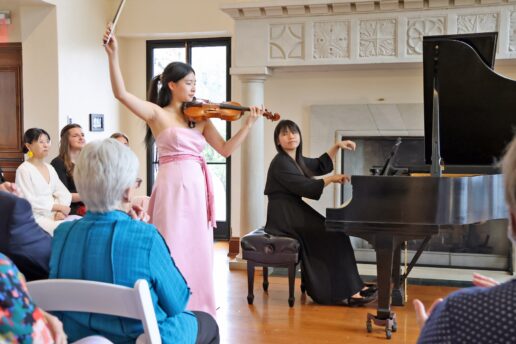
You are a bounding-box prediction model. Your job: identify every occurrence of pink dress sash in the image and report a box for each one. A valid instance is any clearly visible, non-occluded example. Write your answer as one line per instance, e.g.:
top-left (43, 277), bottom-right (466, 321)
top-left (159, 154), bottom-right (216, 228)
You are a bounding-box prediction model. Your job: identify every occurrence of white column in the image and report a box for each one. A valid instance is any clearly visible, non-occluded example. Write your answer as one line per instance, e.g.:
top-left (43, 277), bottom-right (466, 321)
top-left (236, 70), bottom-right (269, 238)
top-left (240, 75), bottom-right (266, 237)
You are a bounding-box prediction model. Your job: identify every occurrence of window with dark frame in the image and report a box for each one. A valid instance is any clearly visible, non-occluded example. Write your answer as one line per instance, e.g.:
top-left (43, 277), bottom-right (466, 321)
top-left (145, 38), bottom-right (232, 240)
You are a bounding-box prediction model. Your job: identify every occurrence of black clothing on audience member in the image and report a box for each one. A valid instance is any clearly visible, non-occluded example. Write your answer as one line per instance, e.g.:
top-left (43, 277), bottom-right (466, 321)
top-left (264, 152), bottom-right (364, 304)
top-left (0, 166), bottom-right (5, 183)
top-left (51, 157), bottom-right (84, 215)
top-left (418, 280), bottom-right (516, 344)
top-left (0, 191), bottom-right (51, 280)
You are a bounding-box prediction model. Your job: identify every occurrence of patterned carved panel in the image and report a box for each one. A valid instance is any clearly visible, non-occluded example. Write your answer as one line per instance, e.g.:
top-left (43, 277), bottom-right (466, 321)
top-left (313, 21), bottom-right (350, 59)
top-left (457, 13), bottom-right (498, 33)
top-left (359, 19), bottom-right (397, 57)
top-left (407, 17), bottom-right (446, 55)
top-left (269, 23), bottom-right (304, 60)
top-left (510, 11), bottom-right (516, 52)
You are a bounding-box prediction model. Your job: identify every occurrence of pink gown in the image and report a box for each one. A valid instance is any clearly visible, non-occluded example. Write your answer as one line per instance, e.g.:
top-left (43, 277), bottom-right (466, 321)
top-left (148, 127), bottom-right (216, 317)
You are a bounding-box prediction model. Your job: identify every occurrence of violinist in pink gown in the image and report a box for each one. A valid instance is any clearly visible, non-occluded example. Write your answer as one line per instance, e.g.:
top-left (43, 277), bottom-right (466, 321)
top-left (103, 26), bottom-right (263, 318)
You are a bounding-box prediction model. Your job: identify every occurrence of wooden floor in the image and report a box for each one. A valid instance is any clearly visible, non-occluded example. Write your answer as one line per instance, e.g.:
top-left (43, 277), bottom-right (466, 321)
top-left (213, 242), bottom-right (458, 343)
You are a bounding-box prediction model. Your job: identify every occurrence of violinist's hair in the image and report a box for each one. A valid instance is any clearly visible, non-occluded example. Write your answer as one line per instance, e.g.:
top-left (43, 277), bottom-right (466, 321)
top-left (145, 62), bottom-right (195, 148)
top-left (273, 120), bottom-right (313, 178)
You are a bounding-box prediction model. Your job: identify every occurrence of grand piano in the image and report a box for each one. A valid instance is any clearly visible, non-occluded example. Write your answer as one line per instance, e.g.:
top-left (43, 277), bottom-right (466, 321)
top-left (326, 32), bottom-right (514, 339)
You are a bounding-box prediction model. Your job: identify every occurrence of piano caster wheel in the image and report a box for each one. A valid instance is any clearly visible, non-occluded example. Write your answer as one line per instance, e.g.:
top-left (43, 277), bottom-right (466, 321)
top-left (385, 329), bottom-right (392, 340)
top-left (392, 322), bottom-right (397, 332)
top-left (247, 295), bottom-right (254, 305)
top-left (366, 320), bottom-right (373, 333)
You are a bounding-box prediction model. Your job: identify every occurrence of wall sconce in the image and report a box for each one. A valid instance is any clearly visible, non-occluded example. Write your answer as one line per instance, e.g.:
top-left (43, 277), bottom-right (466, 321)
top-left (0, 11), bottom-right (11, 25)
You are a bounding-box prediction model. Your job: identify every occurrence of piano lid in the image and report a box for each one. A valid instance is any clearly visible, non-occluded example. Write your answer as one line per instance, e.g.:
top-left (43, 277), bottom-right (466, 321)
top-left (423, 32), bottom-right (516, 166)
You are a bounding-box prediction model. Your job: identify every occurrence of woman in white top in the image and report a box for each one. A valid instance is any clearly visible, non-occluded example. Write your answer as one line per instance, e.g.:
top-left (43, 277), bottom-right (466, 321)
top-left (16, 128), bottom-right (72, 235)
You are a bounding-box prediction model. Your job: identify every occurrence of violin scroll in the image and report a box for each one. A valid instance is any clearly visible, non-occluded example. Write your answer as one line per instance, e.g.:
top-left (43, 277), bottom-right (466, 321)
top-left (263, 110), bottom-right (280, 122)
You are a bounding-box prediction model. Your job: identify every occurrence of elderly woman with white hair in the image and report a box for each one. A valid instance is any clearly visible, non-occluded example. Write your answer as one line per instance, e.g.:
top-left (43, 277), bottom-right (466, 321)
top-left (49, 139), bottom-right (219, 344)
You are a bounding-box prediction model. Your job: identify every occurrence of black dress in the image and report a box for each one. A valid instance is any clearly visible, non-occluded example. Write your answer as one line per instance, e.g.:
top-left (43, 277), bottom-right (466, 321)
top-left (50, 157), bottom-right (84, 215)
top-left (264, 152), bottom-right (363, 304)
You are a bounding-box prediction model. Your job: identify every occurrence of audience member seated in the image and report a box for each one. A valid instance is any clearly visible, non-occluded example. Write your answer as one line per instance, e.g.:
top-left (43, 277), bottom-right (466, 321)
top-left (414, 135), bottom-right (516, 344)
top-left (49, 139), bottom-right (219, 343)
top-left (0, 252), bottom-right (66, 343)
top-left (0, 253), bottom-right (112, 344)
top-left (15, 128), bottom-right (75, 235)
top-left (51, 124), bottom-right (86, 216)
top-left (0, 182), bottom-right (51, 281)
top-left (110, 132), bottom-right (129, 145)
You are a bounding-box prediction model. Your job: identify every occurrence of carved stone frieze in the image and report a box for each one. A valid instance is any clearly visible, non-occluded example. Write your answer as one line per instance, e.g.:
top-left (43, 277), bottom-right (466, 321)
top-left (269, 23), bottom-right (304, 60)
top-left (407, 17), bottom-right (446, 55)
top-left (457, 13), bottom-right (498, 33)
top-left (224, 2), bottom-right (516, 67)
top-left (359, 19), bottom-right (397, 57)
top-left (313, 21), bottom-right (350, 59)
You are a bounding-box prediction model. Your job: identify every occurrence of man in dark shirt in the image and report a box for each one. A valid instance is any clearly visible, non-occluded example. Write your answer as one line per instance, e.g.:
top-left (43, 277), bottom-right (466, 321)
top-left (0, 182), bottom-right (51, 281)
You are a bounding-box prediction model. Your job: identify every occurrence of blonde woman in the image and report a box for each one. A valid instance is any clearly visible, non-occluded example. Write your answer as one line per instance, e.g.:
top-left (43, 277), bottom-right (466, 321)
top-left (51, 124), bottom-right (86, 215)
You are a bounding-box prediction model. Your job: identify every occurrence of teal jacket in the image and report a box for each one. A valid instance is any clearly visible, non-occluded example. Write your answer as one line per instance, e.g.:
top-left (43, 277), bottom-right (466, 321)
top-left (50, 211), bottom-right (198, 344)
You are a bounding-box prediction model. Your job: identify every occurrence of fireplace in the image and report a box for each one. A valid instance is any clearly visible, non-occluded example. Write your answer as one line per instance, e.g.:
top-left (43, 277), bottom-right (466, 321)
top-left (339, 135), bottom-right (511, 270)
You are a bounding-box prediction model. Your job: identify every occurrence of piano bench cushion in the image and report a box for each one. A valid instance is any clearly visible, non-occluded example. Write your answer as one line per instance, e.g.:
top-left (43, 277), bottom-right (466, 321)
top-left (241, 228), bottom-right (300, 265)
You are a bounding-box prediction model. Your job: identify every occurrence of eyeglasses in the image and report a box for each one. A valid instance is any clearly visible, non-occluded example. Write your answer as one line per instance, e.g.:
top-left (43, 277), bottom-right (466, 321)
top-left (134, 178), bottom-right (142, 189)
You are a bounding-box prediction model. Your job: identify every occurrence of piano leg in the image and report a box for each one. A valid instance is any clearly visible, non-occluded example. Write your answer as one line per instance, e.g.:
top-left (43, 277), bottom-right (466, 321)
top-left (366, 234), bottom-right (398, 339)
top-left (391, 244), bottom-right (405, 306)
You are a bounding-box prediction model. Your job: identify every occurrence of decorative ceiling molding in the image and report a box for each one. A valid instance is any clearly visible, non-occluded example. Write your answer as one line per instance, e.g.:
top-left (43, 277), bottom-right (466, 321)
top-left (222, 1), bottom-right (516, 71)
top-left (221, 0), bottom-right (513, 19)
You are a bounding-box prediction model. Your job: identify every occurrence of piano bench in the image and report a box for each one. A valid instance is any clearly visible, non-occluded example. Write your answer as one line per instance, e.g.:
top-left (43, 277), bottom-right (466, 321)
top-left (240, 227), bottom-right (304, 307)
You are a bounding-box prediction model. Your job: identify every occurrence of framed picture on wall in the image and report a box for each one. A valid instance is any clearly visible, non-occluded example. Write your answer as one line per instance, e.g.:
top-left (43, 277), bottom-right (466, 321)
top-left (89, 113), bottom-right (104, 132)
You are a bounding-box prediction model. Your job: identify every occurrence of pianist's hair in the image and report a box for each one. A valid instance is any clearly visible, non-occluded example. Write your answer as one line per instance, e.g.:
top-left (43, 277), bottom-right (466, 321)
top-left (502, 135), bottom-right (516, 210)
top-left (274, 120), bottom-right (313, 178)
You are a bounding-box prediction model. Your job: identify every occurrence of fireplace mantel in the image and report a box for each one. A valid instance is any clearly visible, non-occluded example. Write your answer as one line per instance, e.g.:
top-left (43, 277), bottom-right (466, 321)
top-left (221, 0), bottom-right (516, 71)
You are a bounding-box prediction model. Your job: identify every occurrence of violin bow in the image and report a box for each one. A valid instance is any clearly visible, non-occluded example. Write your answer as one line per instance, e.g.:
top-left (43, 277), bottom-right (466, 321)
top-left (104, 0), bottom-right (127, 46)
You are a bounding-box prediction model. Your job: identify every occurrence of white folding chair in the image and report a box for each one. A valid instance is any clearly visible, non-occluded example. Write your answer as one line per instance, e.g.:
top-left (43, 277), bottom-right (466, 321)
top-left (27, 279), bottom-right (161, 344)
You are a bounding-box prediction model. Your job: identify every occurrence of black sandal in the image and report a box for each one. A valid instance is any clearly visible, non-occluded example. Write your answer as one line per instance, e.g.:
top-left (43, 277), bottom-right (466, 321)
top-left (360, 285), bottom-right (378, 297)
top-left (338, 293), bottom-right (377, 307)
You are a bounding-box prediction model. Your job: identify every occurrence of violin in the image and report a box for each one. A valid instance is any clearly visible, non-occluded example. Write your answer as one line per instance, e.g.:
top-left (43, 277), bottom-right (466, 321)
top-left (182, 99), bottom-right (281, 123)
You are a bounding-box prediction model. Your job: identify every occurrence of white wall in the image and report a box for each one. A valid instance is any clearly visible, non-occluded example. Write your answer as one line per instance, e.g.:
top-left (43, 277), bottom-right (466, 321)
top-left (54, 0), bottom-right (119, 146)
top-left (6, 0), bottom-right (120, 160)
top-left (118, 37), bottom-right (148, 196)
top-left (20, 4), bottom-right (59, 157)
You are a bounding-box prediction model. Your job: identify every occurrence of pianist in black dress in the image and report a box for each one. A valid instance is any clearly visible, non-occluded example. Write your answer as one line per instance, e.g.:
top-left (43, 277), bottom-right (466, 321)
top-left (264, 119), bottom-right (375, 305)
